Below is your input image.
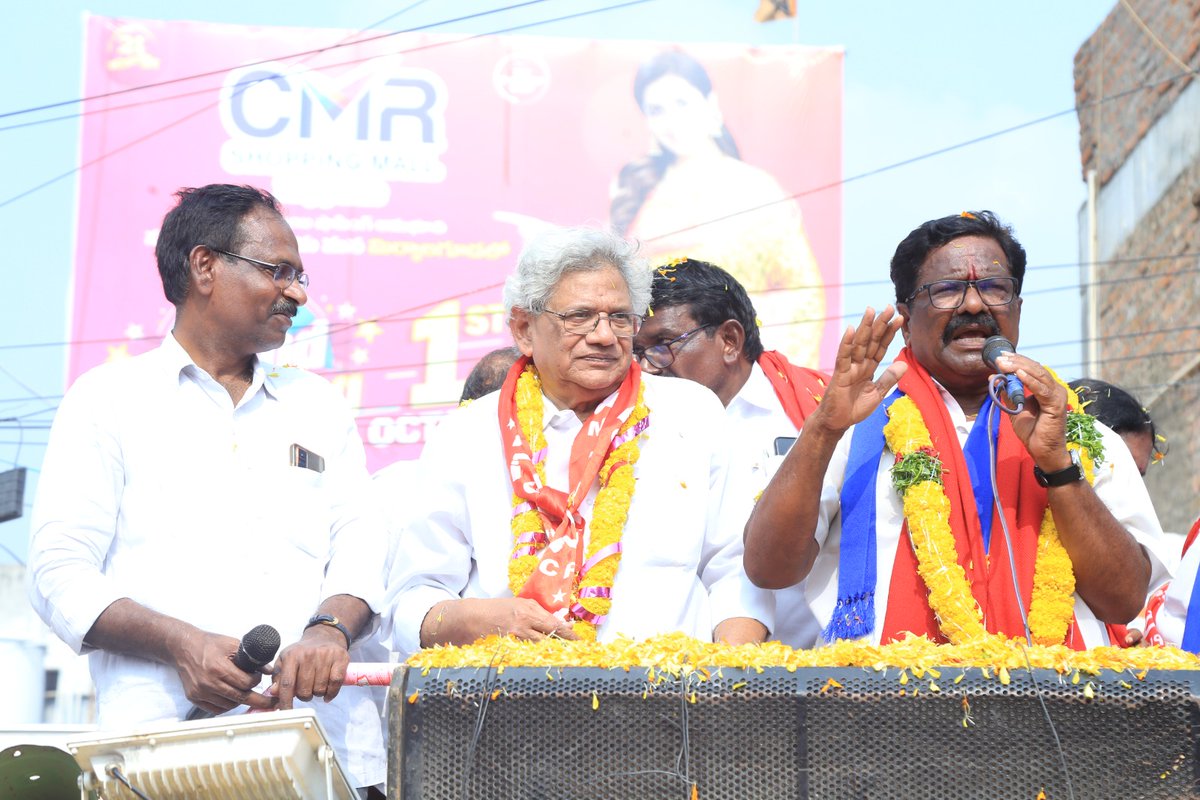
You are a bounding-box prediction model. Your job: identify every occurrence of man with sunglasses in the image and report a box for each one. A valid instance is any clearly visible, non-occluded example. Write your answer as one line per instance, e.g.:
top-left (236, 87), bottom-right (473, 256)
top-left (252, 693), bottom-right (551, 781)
top-left (387, 227), bottom-right (771, 653)
top-left (744, 210), bottom-right (1168, 649)
top-left (633, 258), bottom-right (828, 647)
top-left (29, 184), bottom-right (387, 792)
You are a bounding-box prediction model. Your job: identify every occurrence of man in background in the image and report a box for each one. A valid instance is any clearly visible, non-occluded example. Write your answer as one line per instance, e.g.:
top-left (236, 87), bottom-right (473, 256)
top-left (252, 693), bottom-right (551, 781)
top-left (633, 257), bottom-right (828, 647)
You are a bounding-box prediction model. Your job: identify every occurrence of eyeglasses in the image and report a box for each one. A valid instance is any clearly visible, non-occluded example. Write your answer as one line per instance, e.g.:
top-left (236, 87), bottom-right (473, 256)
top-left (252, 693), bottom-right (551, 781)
top-left (906, 276), bottom-right (1019, 309)
top-left (541, 308), bottom-right (644, 337)
top-left (208, 247), bottom-right (309, 291)
top-left (633, 324), bottom-right (713, 369)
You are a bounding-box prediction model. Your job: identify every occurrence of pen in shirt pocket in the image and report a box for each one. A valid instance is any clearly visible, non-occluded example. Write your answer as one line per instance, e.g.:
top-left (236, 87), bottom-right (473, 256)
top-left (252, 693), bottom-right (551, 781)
top-left (289, 443), bottom-right (325, 474)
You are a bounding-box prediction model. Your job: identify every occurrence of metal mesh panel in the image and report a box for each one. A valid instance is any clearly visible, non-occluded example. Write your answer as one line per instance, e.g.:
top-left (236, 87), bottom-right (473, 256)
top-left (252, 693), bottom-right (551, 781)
top-left (389, 665), bottom-right (1200, 799)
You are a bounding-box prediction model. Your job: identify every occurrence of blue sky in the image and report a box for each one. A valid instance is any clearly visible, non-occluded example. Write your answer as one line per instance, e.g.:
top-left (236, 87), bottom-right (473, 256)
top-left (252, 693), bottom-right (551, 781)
top-left (0, 1), bottom-right (1114, 561)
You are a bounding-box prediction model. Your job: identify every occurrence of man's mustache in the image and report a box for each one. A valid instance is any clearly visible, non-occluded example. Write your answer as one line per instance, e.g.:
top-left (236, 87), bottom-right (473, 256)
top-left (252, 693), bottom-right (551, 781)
top-left (942, 313), bottom-right (999, 346)
top-left (270, 300), bottom-right (299, 318)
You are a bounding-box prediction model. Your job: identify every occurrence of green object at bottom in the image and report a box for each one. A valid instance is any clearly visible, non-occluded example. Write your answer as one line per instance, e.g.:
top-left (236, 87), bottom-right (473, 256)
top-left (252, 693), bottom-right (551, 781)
top-left (0, 743), bottom-right (94, 799)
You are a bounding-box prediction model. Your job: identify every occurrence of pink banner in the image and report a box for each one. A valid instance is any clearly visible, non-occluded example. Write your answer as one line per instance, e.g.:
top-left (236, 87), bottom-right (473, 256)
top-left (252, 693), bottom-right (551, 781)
top-left (72, 17), bottom-right (842, 468)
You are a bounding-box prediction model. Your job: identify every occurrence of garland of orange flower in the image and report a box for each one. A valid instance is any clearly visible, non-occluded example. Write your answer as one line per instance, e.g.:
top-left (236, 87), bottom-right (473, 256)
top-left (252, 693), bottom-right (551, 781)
top-left (883, 376), bottom-right (1102, 646)
top-left (506, 365), bottom-right (650, 641)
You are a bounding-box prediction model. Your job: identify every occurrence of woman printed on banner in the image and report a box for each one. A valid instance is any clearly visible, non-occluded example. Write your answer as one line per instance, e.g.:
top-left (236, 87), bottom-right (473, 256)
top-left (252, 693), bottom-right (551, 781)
top-left (611, 49), bottom-right (826, 367)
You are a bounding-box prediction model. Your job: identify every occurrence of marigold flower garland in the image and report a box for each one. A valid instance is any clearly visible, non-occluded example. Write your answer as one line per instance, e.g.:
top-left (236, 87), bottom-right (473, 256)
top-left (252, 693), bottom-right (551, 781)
top-left (409, 630), bottom-right (1200, 676)
top-left (884, 398), bottom-right (988, 643)
top-left (506, 365), bottom-right (649, 641)
top-left (883, 377), bottom-right (1102, 646)
top-left (1028, 378), bottom-right (1102, 645)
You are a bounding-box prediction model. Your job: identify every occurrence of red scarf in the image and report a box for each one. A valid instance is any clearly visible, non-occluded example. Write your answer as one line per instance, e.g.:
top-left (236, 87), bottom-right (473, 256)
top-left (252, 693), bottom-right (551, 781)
top-left (498, 356), bottom-right (641, 617)
top-left (1141, 515), bottom-right (1200, 648)
top-left (880, 348), bottom-right (1084, 649)
top-left (756, 350), bottom-right (827, 429)
top-left (1183, 516), bottom-right (1200, 557)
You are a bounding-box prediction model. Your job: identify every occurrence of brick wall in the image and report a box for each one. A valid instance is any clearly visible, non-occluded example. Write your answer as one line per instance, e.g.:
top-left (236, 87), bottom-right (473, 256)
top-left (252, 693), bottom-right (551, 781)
top-left (1074, 0), bottom-right (1200, 184)
top-left (1075, 0), bottom-right (1200, 534)
top-left (1097, 159), bottom-right (1200, 532)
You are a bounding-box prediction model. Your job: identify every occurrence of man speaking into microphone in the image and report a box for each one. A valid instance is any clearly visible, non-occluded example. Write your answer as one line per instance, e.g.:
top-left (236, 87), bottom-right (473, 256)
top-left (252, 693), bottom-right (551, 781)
top-left (28, 185), bottom-right (387, 791)
top-left (745, 210), bottom-right (1169, 648)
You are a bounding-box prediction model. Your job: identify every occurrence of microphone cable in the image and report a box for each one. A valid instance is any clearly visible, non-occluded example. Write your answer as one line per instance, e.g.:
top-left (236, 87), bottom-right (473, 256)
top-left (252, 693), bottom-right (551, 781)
top-left (987, 402), bottom-right (1076, 800)
top-left (107, 764), bottom-right (154, 800)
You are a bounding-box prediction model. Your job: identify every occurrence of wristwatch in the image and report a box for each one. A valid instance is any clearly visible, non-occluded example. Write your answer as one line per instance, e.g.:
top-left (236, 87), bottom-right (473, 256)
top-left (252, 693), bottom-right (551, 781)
top-left (305, 614), bottom-right (352, 648)
top-left (1033, 449), bottom-right (1084, 488)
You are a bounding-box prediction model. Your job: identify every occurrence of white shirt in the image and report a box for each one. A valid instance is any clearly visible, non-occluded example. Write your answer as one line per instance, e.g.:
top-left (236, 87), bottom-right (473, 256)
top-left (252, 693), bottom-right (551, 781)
top-left (726, 362), bottom-right (821, 648)
top-left (386, 373), bottom-right (773, 654)
top-left (28, 333), bottom-right (386, 788)
top-left (333, 459), bottom-right (419, 774)
top-left (805, 383), bottom-right (1171, 648)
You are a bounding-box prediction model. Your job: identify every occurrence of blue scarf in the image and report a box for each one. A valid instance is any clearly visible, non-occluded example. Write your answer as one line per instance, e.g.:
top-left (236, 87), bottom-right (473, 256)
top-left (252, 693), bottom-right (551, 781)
top-left (823, 393), bottom-right (897, 642)
top-left (962, 396), bottom-right (997, 551)
top-left (1182, 577), bottom-right (1200, 653)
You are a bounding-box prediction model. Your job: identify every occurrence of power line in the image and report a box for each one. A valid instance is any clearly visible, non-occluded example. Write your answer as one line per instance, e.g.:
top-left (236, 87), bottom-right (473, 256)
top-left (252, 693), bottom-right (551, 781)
top-left (0, 542), bottom-right (26, 567)
top-left (1023, 262), bottom-right (1200, 297)
top-left (0, 0), bottom-right (548, 122)
top-left (644, 67), bottom-right (1198, 244)
top-left (0, 6), bottom-right (1187, 237)
top-left (1117, 0), bottom-right (1198, 77)
top-left (0, 0), bottom-right (655, 210)
top-left (0, 2), bottom-right (574, 135)
top-left (1043, 346), bottom-right (1200, 374)
top-left (1, 252), bottom-right (1195, 354)
top-left (7, 328), bottom-right (1193, 419)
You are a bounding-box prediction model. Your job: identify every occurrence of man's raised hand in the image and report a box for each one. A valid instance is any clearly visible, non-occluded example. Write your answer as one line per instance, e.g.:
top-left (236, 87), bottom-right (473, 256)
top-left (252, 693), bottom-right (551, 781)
top-left (815, 306), bottom-right (907, 433)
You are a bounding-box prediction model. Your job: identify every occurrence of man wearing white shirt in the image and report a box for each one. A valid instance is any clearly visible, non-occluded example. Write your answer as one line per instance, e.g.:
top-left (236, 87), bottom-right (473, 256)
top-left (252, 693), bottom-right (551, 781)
top-left (632, 258), bottom-right (828, 648)
top-left (28, 184), bottom-right (386, 792)
top-left (745, 210), bottom-right (1168, 649)
top-left (387, 227), bottom-right (771, 651)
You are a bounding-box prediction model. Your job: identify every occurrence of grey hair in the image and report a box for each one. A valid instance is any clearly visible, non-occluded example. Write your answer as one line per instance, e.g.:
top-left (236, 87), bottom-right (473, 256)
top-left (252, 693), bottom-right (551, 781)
top-left (503, 226), bottom-right (652, 320)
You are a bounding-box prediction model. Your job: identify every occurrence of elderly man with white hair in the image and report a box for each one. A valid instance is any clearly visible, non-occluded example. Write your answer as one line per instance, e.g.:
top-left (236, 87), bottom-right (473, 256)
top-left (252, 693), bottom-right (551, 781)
top-left (387, 226), bottom-right (772, 651)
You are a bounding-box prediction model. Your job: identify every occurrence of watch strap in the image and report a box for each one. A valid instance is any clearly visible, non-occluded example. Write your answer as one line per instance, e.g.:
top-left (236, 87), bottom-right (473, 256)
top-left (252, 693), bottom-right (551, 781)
top-left (1033, 451), bottom-right (1084, 488)
top-left (305, 614), bottom-right (351, 648)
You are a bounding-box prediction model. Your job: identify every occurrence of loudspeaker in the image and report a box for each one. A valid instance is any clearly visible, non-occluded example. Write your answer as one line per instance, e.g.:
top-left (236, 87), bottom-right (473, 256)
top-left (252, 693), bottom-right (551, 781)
top-left (388, 664), bottom-right (1200, 799)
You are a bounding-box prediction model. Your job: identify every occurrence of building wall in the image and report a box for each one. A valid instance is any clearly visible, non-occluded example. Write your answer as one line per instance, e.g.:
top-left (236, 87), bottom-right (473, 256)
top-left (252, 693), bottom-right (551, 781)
top-left (1075, 1), bottom-right (1200, 535)
top-left (1075, 0), bottom-right (1200, 184)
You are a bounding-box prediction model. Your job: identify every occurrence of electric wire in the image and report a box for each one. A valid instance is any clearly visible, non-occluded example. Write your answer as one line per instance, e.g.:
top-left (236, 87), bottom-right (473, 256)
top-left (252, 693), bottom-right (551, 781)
top-left (0, 6), bottom-right (1187, 265)
top-left (1, 253), bottom-right (1195, 354)
top-left (0, 0), bottom-right (655, 211)
top-left (0, 0), bottom-right (550, 121)
top-left (0, 322), bottom-right (1193, 416)
top-left (1118, 0), bottom-right (1197, 76)
top-left (987, 401), bottom-right (1077, 800)
top-left (0, 7), bottom-right (1192, 422)
top-left (0, 541), bottom-right (26, 566)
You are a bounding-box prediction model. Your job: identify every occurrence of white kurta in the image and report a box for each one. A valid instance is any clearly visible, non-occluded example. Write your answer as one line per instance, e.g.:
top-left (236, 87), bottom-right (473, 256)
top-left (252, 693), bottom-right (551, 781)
top-left (28, 334), bottom-right (387, 788)
top-left (386, 373), bottom-right (773, 655)
top-left (804, 383), bottom-right (1171, 648)
top-left (726, 362), bottom-right (822, 648)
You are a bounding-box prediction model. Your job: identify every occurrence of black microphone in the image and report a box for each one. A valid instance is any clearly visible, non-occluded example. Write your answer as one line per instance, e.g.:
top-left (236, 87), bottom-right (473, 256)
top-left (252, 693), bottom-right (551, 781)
top-left (184, 623), bottom-right (281, 721)
top-left (981, 335), bottom-right (1025, 411)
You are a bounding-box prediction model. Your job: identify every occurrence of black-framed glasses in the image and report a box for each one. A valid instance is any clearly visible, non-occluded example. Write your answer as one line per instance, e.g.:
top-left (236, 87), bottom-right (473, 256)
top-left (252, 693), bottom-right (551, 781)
top-left (634, 324), bottom-right (713, 369)
top-left (541, 308), bottom-right (643, 337)
top-left (906, 276), bottom-right (1019, 309)
top-left (208, 247), bottom-right (309, 291)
